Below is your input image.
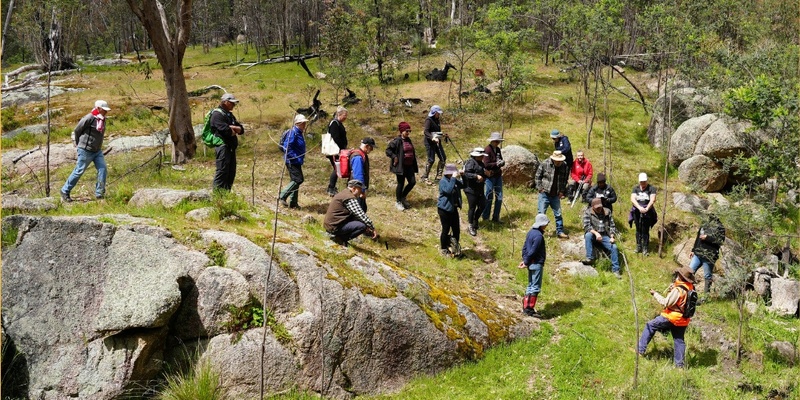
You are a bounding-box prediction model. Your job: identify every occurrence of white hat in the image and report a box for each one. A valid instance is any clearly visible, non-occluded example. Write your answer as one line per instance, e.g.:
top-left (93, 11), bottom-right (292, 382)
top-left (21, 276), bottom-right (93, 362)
top-left (487, 132), bottom-right (504, 142)
top-left (94, 100), bottom-right (111, 111)
top-left (469, 147), bottom-right (488, 157)
top-left (638, 172), bottom-right (648, 182)
top-left (550, 151), bottom-right (566, 162)
top-left (220, 93), bottom-right (239, 103)
top-left (532, 213), bottom-right (550, 229)
top-left (294, 114), bottom-right (310, 124)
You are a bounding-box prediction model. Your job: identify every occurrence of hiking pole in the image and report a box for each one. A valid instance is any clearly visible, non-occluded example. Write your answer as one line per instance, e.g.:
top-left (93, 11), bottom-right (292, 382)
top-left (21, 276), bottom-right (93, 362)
top-left (570, 184), bottom-right (584, 208)
top-left (445, 136), bottom-right (465, 164)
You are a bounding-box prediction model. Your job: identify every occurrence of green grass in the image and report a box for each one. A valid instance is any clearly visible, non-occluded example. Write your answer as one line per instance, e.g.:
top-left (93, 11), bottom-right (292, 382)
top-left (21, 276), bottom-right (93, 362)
top-left (3, 43), bottom-right (798, 399)
top-left (158, 360), bottom-right (227, 400)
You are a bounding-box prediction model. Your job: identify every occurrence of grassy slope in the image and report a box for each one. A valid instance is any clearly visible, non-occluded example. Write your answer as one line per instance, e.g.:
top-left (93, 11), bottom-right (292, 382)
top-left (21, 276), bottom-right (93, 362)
top-left (2, 45), bottom-right (798, 399)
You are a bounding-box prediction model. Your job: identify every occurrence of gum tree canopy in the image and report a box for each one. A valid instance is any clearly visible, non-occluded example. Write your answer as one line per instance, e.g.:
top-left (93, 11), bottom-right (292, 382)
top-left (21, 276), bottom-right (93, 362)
top-left (126, 0), bottom-right (196, 164)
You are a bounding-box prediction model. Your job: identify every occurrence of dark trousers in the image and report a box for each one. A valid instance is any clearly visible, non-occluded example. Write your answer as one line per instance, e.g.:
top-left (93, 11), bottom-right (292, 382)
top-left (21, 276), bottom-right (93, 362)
top-left (422, 138), bottom-right (446, 180)
top-left (213, 144), bottom-right (236, 191)
top-left (334, 220), bottom-right (367, 242)
top-left (437, 208), bottom-right (460, 250)
top-left (279, 163), bottom-right (304, 206)
top-left (327, 155), bottom-right (339, 192)
top-left (633, 210), bottom-right (652, 251)
top-left (466, 191), bottom-right (486, 227)
top-left (395, 171), bottom-right (417, 201)
top-left (637, 315), bottom-right (687, 367)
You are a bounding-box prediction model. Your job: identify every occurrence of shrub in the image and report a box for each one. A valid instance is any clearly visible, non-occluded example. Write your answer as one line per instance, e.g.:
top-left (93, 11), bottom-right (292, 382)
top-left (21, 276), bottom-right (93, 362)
top-left (158, 360), bottom-right (227, 400)
top-left (205, 240), bottom-right (227, 267)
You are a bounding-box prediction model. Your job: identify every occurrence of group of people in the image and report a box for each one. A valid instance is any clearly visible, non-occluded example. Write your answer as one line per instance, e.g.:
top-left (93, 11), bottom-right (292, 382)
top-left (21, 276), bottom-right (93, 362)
top-left (62, 97), bottom-right (726, 369)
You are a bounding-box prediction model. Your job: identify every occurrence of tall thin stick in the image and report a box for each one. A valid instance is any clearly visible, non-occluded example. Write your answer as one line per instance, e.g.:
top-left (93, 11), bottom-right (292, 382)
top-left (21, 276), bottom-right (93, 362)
top-left (622, 252), bottom-right (639, 388)
top-left (260, 156), bottom-right (284, 400)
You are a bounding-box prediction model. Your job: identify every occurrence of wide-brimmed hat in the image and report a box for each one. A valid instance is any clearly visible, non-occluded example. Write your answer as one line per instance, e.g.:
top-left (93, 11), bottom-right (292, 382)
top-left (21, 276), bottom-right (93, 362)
top-left (532, 213), bottom-right (550, 229)
top-left (674, 266), bottom-right (695, 283)
top-left (294, 114), bottom-right (309, 124)
top-left (550, 129), bottom-right (561, 138)
top-left (398, 121), bottom-right (411, 132)
top-left (94, 100), bottom-right (111, 111)
top-left (550, 151), bottom-right (566, 162)
top-left (221, 93), bottom-right (239, 103)
top-left (487, 132), bottom-right (504, 142)
top-left (347, 179), bottom-right (364, 189)
top-left (469, 147), bottom-right (487, 157)
top-left (428, 105), bottom-right (443, 117)
top-left (639, 172), bottom-right (648, 182)
top-left (444, 163), bottom-right (458, 175)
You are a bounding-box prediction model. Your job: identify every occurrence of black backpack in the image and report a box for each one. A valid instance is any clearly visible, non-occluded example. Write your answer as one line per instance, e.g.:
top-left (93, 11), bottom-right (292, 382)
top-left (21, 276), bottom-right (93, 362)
top-left (678, 285), bottom-right (698, 318)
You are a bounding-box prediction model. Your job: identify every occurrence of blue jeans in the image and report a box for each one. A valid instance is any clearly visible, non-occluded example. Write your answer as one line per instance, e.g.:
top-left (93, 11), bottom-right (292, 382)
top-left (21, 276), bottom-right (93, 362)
top-left (689, 254), bottom-right (713, 283)
top-left (482, 175), bottom-right (503, 221)
top-left (526, 263), bottom-right (543, 296)
top-left (537, 193), bottom-right (564, 234)
top-left (62, 148), bottom-right (107, 197)
top-left (637, 315), bottom-right (687, 367)
top-left (584, 232), bottom-right (620, 273)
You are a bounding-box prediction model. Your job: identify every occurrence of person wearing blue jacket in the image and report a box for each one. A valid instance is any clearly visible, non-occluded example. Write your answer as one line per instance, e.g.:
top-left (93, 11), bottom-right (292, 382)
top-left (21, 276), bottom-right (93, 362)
top-left (437, 164), bottom-right (464, 257)
top-left (518, 213), bottom-right (550, 318)
top-left (349, 137), bottom-right (375, 212)
top-left (279, 114), bottom-right (308, 208)
top-left (550, 129), bottom-right (573, 168)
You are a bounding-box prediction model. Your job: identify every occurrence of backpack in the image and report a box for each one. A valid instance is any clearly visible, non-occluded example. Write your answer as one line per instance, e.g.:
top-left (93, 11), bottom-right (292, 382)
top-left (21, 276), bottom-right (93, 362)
top-left (678, 284), bottom-right (698, 318)
top-left (279, 128), bottom-right (291, 153)
top-left (337, 148), bottom-right (365, 179)
top-left (201, 108), bottom-right (225, 147)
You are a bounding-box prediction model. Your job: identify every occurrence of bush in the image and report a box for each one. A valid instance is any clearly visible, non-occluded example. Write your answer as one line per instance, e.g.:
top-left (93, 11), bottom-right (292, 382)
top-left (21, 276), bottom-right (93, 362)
top-left (158, 360), bottom-right (227, 400)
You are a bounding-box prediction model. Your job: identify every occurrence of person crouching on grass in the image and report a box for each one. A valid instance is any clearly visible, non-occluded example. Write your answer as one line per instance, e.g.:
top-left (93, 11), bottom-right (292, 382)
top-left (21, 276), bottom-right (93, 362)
top-left (437, 163), bottom-right (464, 257)
top-left (519, 213), bottom-right (550, 318)
top-left (637, 266), bottom-right (696, 368)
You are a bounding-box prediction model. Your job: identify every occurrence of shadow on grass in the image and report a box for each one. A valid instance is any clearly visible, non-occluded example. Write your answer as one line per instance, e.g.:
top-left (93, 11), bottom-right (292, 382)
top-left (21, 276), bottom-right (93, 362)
top-left (689, 348), bottom-right (719, 367)
top-left (540, 300), bottom-right (583, 319)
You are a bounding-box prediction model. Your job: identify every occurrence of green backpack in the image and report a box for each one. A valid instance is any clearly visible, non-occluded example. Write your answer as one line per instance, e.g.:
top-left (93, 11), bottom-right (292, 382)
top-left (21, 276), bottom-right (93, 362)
top-left (201, 108), bottom-right (225, 147)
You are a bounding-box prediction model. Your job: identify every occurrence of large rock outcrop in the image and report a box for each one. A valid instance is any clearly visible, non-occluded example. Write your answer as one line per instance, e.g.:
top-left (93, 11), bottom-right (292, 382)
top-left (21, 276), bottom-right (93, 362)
top-left (647, 87), bottom-right (717, 148)
top-left (2, 215), bottom-right (521, 399)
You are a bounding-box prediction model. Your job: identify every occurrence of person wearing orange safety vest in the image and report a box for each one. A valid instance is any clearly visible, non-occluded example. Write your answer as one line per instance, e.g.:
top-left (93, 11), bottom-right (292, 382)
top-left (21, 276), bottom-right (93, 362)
top-left (637, 266), bottom-right (696, 368)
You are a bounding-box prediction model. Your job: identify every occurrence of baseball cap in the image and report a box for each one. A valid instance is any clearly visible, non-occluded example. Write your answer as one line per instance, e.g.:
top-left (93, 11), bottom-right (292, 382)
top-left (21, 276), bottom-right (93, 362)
top-left (221, 93), bottom-right (239, 103)
top-left (94, 100), bottom-right (111, 111)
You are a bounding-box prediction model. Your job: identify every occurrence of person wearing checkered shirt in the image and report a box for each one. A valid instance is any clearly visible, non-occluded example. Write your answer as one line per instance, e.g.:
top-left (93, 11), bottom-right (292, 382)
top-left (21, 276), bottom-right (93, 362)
top-left (324, 180), bottom-right (377, 246)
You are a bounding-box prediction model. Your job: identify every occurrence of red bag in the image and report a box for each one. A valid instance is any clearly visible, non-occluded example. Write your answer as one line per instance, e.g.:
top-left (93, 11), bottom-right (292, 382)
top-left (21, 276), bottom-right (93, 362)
top-left (337, 149), bottom-right (365, 179)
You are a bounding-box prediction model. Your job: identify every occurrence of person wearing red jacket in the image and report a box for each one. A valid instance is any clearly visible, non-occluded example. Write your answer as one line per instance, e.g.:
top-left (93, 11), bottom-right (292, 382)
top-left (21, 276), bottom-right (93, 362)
top-left (567, 151), bottom-right (593, 202)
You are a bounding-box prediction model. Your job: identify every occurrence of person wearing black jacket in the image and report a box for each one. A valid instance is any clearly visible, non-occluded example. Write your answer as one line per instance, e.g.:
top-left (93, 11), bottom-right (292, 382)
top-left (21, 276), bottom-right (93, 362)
top-left (61, 100), bottom-right (112, 202)
top-left (421, 105), bottom-right (447, 184)
top-left (326, 106), bottom-right (348, 196)
top-left (463, 147), bottom-right (488, 236)
top-left (386, 121), bottom-right (418, 210)
top-left (211, 93), bottom-right (244, 191)
top-left (585, 173), bottom-right (618, 212)
top-left (482, 132), bottom-right (505, 223)
top-left (689, 214), bottom-right (726, 298)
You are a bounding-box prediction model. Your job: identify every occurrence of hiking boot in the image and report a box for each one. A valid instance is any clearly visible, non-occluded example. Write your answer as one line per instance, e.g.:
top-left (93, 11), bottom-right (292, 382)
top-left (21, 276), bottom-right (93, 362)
top-left (634, 245), bottom-right (642, 254)
top-left (95, 194), bottom-right (104, 200)
top-left (440, 249), bottom-right (452, 257)
top-left (468, 226), bottom-right (477, 236)
top-left (491, 218), bottom-right (502, 224)
top-left (423, 178), bottom-right (434, 186)
top-left (581, 258), bottom-right (594, 266)
top-left (643, 249), bottom-right (649, 256)
top-left (401, 199), bottom-right (411, 209)
top-left (395, 201), bottom-right (406, 211)
top-left (557, 232), bottom-right (569, 239)
top-left (279, 198), bottom-right (289, 208)
top-left (326, 188), bottom-right (337, 197)
top-left (331, 236), bottom-right (348, 247)
top-left (614, 271), bottom-right (622, 279)
top-left (60, 191), bottom-right (73, 203)
top-left (523, 308), bottom-right (542, 318)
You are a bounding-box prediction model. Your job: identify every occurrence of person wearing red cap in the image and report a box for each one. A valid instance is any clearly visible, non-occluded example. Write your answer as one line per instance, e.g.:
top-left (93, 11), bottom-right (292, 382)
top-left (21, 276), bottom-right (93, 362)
top-left (61, 100), bottom-right (112, 202)
top-left (386, 122), bottom-right (418, 210)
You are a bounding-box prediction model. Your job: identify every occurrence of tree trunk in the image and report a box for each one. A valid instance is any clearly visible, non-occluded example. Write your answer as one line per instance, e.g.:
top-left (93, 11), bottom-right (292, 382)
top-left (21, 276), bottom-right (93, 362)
top-left (127, 0), bottom-right (196, 163)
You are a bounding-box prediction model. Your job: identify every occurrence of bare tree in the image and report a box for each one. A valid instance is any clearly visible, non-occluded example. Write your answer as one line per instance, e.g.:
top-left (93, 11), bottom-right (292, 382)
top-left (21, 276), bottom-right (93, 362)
top-left (127, 0), bottom-right (196, 164)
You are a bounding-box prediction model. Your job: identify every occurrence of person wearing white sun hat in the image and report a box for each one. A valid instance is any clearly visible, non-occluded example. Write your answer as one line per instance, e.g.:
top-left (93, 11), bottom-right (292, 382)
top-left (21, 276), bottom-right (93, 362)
top-left (630, 172), bottom-right (657, 255)
top-left (463, 147), bottom-right (488, 236)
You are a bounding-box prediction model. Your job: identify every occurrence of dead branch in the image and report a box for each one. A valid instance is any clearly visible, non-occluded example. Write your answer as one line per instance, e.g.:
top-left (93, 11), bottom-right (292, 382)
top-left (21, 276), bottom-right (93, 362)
top-left (11, 146), bottom-right (41, 164)
top-left (240, 54), bottom-right (319, 70)
top-left (188, 84), bottom-right (227, 97)
top-left (3, 68), bottom-right (78, 91)
top-left (4, 64), bottom-right (44, 82)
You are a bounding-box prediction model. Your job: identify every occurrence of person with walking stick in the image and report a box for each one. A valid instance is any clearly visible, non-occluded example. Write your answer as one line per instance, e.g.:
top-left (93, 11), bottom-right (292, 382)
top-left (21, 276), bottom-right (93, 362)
top-left (482, 132), bottom-right (505, 223)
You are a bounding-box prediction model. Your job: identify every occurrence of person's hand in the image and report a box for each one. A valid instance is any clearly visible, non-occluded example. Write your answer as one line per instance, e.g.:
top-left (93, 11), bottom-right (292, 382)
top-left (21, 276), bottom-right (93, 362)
top-left (610, 237), bottom-right (616, 244)
top-left (432, 137), bottom-right (439, 144)
top-left (559, 192), bottom-right (565, 199)
top-left (689, 252), bottom-right (694, 258)
top-left (497, 159), bottom-right (505, 167)
top-left (393, 157), bottom-right (398, 166)
top-left (699, 234), bottom-right (708, 240)
top-left (517, 261), bottom-right (527, 269)
top-left (477, 175), bottom-right (484, 182)
top-left (595, 233), bottom-right (602, 241)
top-left (649, 289), bottom-right (656, 295)
top-left (371, 229), bottom-right (379, 239)
top-left (485, 169), bottom-right (493, 177)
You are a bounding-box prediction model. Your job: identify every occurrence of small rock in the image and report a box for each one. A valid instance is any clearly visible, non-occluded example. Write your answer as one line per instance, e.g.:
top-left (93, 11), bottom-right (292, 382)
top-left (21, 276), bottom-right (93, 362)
top-left (744, 301), bottom-right (758, 314)
top-left (555, 261), bottom-right (599, 277)
top-left (768, 341), bottom-right (797, 363)
top-left (300, 215), bottom-right (316, 225)
top-left (1, 195), bottom-right (59, 212)
top-left (186, 207), bottom-right (215, 221)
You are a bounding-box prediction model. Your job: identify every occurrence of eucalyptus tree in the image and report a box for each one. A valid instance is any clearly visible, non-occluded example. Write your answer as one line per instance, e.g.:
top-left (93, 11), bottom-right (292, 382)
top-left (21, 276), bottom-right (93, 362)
top-left (474, 3), bottom-right (536, 133)
top-left (440, 21), bottom-right (481, 109)
top-left (319, 1), bottom-right (366, 102)
top-left (127, 0), bottom-right (197, 164)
